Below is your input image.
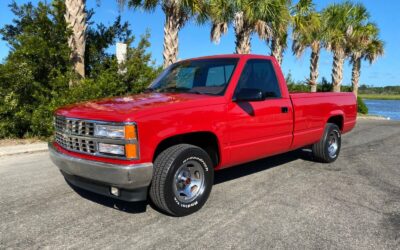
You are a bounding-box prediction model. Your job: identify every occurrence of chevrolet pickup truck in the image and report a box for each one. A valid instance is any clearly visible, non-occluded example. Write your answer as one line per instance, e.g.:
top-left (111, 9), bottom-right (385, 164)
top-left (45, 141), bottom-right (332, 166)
top-left (49, 54), bottom-right (357, 216)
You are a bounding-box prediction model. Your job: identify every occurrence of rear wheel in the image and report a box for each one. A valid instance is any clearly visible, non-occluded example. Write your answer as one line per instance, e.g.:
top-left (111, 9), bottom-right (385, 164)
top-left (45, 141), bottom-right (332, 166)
top-left (312, 123), bottom-right (341, 163)
top-left (150, 144), bottom-right (214, 216)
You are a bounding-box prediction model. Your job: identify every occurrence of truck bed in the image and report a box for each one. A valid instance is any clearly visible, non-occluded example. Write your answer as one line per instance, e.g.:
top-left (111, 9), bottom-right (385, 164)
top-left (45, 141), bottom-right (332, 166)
top-left (289, 92), bottom-right (357, 149)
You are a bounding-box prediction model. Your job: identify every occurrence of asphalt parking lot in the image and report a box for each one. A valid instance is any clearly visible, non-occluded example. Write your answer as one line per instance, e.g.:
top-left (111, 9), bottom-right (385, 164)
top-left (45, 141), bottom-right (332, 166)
top-left (0, 119), bottom-right (399, 249)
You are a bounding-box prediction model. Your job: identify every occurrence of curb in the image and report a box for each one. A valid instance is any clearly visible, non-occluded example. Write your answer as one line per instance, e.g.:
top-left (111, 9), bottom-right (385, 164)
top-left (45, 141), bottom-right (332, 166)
top-left (0, 143), bottom-right (48, 157)
top-left (357, 116), bottom-right (389, 121)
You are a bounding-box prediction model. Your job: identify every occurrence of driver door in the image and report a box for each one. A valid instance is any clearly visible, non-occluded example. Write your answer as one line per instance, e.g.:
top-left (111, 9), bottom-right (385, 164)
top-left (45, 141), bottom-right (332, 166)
top-left (226, 59), bottom-right (293, 166)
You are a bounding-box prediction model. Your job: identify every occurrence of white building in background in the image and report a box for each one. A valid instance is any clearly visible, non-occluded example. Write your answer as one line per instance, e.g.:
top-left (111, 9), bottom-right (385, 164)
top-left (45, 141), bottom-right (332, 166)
top-left (116, 42), bottom-right (127, 74)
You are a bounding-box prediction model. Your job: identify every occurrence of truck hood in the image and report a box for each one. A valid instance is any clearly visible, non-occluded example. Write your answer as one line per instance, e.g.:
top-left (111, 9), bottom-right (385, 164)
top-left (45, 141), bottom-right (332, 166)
top-left (56, 92), bottom-right (225, 122)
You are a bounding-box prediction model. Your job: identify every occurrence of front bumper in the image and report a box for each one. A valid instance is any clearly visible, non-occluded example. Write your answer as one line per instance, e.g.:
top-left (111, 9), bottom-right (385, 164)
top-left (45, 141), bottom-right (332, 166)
top-left (49, 142), bottom-right (153, 201)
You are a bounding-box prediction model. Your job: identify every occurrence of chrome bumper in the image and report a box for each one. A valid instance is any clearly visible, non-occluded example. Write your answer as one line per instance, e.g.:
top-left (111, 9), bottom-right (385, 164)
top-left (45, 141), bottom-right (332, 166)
top-left (48, 142), bottom-right (153, 190)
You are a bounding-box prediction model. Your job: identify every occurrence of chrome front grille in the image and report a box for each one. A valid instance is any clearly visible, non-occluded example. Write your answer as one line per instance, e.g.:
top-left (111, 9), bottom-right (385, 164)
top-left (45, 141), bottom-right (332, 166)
top-left (55, 116), bottom-right (97, 156)
top-left (55, 116), bottom-right (95, 136)
top-left (55, 132), bottom-right (96, 154)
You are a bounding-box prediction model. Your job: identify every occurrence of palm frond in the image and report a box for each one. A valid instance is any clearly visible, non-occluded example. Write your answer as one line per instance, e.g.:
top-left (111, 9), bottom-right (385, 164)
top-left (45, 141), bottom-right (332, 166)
top-left (365, 38), bottom-right (384, 64)
top-left (292, 39), bottom-right (306, 58)
top-left (210, 22), bottom-right (228, 44)
top-left (255, 20), bottom-right (273, 41)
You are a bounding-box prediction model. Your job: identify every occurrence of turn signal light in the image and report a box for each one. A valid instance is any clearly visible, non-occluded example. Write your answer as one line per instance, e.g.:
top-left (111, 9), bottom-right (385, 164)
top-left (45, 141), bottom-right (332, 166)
top-left (125, 125), bottom-right (137, 140)
top-left (125, 144), bottom-right (138, 159)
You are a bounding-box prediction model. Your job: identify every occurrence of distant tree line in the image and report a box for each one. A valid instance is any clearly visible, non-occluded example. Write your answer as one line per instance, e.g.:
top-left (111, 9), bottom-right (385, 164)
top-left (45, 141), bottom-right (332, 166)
top-left (358, 85), bottom-right (400, 95)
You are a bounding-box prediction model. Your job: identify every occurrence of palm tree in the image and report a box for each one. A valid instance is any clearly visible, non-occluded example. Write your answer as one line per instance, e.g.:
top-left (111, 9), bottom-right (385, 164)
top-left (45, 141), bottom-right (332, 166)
top-left (65, 0), bottom-right (87, 81)
top-left (270, 33), bottom-right (288, 65)
top-left (118, 0), bottom-right (206, 68)
top-left (209, 0), bottom-right (278, 54)
top-left (348, 23), bottom-right (384, 97)
top-left (322, 2), bottom-right (369, 92)
top-left (292, 0), bottom-right (323, 92)
top-left (268, 0), bottom-right (291, 65)
top-left (209, 0), bottom-right (233, 45)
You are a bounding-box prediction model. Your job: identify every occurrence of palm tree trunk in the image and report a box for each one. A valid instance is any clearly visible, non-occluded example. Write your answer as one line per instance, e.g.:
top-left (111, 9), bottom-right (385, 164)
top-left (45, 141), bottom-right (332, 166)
top-left (309, 42), bottom-right (320, 92)
top-left (235, 28), bottom-right (251, 54)
top-left (162, 11), bottom-right (181, 68)
top-left (351, 55), bottom-right (362, 98)
top-left (65, 0), bottom-right (87, 83)
top-left (234, 12), bottom-right (251, 54)
top-left (332, 48), bottom-right (345, 92)
top-left (271, 38), bottom-right (283, 65)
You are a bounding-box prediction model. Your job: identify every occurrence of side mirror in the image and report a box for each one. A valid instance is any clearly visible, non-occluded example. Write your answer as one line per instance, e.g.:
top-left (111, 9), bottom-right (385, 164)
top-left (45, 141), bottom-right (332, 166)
top-left (233, 88), bottom-right (265, 102)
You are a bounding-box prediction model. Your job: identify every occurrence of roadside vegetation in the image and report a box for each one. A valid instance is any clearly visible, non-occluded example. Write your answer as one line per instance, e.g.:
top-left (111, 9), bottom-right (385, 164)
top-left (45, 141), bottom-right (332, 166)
top-left (359, 94), bottom-right (400, 100)
top-left (0, 1), bottom-right (160, 138)
top-left (0, 0), bottom-right (386, 139)
top-left (358, 85), bottom-right (400, 100)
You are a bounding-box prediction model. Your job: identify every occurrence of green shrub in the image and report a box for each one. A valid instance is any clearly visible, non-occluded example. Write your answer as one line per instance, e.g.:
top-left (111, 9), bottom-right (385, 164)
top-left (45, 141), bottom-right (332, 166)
top-left (357, 96), bottom-right (368, 114)
top-left (287, 83), bottom-right (310, 92)
top-left (317, 77), bottom-right (332, 92)
top-left (285, 72), bottom-right (311, 92)
top-left (0, 1), bottom-right (160, 138)
top-left (286, 77), bottom-right (334, 93)
top-left (341, 85), bottom-right (352, 92)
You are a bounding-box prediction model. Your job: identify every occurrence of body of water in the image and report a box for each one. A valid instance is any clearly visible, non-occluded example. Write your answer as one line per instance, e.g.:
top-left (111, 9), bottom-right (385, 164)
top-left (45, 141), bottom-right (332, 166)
top-left (364, 99), bottom-right (400, 121)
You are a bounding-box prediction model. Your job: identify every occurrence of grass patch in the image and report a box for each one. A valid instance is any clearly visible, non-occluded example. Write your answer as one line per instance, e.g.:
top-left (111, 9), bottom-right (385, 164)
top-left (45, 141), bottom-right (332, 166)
top-left (359, 94), bottom-right (400, 100)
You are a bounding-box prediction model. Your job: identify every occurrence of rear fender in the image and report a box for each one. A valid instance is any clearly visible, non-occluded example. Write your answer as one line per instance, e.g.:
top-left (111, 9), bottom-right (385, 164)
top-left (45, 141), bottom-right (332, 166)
top-left (326, 111), bottom-right (344, 130)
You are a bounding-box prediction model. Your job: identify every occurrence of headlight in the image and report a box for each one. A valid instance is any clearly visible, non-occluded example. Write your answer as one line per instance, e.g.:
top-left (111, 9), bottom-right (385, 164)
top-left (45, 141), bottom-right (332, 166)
top-left (98, 143), bottom-right (125, 155)
top-left (98, 143), bottom-right (138, 159)
top-left (94, 123), bottom-right (138, 159)
top-left (94, 124), bottom-right (136, 139)
top-left (94, 125), bottom-right (124, 138)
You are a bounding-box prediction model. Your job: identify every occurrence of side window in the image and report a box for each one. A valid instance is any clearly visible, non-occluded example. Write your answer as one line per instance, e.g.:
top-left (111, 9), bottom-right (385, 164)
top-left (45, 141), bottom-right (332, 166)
top-left (206, 65), bottom-right (235, 87)
top-left (235, 59), bottom-right (281, 98)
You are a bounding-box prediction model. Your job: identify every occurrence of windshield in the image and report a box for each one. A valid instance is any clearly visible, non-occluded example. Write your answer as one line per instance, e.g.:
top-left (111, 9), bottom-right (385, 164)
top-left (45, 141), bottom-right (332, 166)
top-left (148, 58), bottom-right (239, 96)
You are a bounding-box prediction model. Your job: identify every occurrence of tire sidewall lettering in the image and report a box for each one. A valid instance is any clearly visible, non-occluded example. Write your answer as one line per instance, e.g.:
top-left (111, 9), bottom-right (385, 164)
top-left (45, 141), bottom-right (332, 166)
top-left (182, 156), bottom-right (209, 172)
top-left (173, 197), bottom-right (199, 208)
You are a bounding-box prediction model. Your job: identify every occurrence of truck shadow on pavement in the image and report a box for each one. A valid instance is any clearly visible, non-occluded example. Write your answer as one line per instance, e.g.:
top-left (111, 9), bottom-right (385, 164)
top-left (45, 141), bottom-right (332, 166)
top-left (214, 149), bottom-right (311, 184)
top-left (67, 183), bottom-right (149, 214)
top-left (68, 149), bottom-right (312, 215)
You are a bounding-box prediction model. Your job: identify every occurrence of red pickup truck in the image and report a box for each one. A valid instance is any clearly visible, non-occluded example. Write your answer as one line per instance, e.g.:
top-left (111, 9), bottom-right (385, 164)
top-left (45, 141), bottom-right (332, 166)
top-left (49, 54), bottom-right (357, 216)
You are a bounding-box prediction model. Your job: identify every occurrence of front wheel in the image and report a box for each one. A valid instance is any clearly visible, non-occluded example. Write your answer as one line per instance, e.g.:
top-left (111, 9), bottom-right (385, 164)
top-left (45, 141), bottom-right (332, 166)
top-left (150, 144), bottom-right (214, 216)
top-left (312, 123), bottom-right (341, 163)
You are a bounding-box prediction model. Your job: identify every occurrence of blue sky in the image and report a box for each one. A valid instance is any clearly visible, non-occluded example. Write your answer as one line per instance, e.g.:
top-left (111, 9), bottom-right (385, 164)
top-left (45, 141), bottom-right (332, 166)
top-left (1, 0), bottom-right (399, 87)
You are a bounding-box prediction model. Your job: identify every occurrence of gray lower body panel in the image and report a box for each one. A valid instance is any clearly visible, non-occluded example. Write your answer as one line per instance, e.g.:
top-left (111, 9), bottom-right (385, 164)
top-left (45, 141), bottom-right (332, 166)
top-left (49, 142), bottom-right (153, 201)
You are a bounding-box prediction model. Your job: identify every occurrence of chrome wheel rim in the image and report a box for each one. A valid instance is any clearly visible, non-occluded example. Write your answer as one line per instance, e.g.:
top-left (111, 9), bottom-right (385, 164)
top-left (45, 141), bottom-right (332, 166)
top-left (327, 131), bottom-right (339, 158)
top-left (173, 160), bottom-right (205, 203)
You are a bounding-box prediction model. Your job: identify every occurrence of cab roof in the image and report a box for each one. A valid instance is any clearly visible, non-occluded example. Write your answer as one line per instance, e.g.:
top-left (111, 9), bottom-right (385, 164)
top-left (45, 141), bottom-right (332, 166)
top-left (178, 54), bottom-right (276, 62)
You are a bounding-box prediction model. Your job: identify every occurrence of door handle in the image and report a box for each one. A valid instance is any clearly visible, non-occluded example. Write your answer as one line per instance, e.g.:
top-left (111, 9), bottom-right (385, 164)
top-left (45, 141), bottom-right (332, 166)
top-left (281, 107), bottom-right (289, 113)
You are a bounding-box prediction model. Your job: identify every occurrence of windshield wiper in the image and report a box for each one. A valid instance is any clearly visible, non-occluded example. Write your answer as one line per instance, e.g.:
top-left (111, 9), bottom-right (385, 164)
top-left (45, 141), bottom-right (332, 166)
top-left (143, 88), bottom-right (155, 93)
top-left (156, 87), bottom-right (203, 95)
top-left (187, 89), bottom-right (202, 95)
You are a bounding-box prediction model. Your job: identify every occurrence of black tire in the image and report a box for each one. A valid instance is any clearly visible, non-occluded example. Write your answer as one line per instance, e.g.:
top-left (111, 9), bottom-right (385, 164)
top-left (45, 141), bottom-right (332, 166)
top-left (150, 144), bottom-right (214, 216)
top-left (312, 123), bottom-right (341, 163)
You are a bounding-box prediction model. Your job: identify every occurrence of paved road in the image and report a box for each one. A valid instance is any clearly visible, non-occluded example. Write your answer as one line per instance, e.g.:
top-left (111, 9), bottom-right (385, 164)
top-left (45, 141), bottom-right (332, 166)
top-left (0, 119), bottom-right (399, 249)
